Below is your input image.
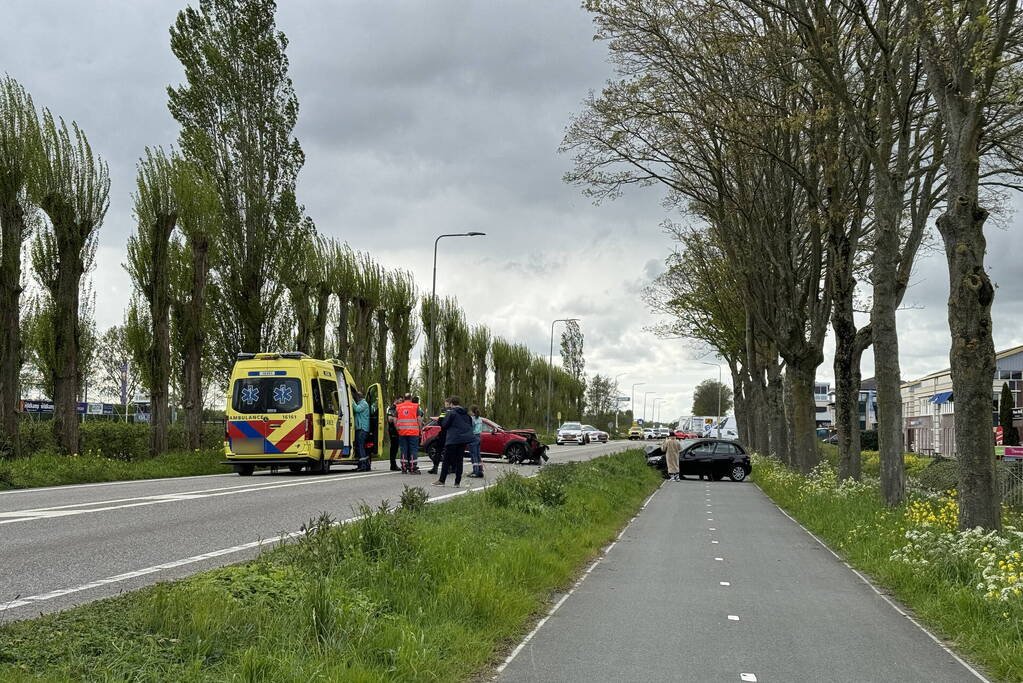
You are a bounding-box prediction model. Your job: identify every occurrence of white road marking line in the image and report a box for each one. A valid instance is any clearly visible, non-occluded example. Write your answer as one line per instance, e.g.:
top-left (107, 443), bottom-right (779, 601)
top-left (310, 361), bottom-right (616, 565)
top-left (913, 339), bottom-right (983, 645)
top-left (740, 674), bottom-right (757, 682)
top-left (714, 557), bottom-right (724, 561)
top-left (720, 581), bottom-right (730, 586)
top-left (709, 527), bottom-right (716, 531)
top-left (0, 472), bottom-right (395, 524)
top-left (758, 485), bottom-right (992, 683)
top-left (0, 480), bottom-right (480, 614)
top-left (712, 540), bottom-right (719, 544)
top-left (494, 485), bottom-right (662, 677)
top-left (727, 615), bottom-right (739, 621)
top-left (0, 444), bottom-right (629, 615)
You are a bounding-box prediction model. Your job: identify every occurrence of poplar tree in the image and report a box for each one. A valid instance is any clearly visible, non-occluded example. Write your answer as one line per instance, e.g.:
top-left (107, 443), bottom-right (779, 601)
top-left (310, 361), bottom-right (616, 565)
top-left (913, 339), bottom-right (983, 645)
top-left (168, 0), bottom-right (304, 368)
top-left (27, 111), bottom-right (109, 454)
top-left (0, 77), bottom-right (40, 457)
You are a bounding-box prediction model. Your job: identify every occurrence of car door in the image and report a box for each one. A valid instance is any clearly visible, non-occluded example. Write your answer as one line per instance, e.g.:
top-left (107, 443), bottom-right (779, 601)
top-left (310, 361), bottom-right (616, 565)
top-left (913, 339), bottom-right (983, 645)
top-left (711, 442), bottom-right (738, 477)
top-left (682, 441), bottom-right (716, 475)
top-left (479, 419), bottom-right (502, 455)
top-left (366, 383), bottom-right (383, 458)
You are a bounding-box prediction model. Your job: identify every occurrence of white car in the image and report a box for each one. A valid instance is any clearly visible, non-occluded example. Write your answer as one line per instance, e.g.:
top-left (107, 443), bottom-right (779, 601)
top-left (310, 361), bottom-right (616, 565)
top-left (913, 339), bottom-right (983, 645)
top-left (582, 425), bottom-right (609, 443)
top-left (557, 421), bottom-right (586, 445)
top-left (642, 428), bottom-right (656, 440)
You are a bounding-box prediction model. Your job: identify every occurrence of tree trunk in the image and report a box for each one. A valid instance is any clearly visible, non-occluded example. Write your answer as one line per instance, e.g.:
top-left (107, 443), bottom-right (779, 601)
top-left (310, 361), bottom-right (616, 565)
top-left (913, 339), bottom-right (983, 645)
top-left (312, 286), bottom-right (330, 359)
top-left (182, 240), bottom-right (209, 452)
top-left (335, 297), bottom-right (349, 363)
top-left (0, 199), bottom-right (25, 458)
top-left (149, 213), bottom-right (175, 459)
top-left (766, 357), bottom-right (788, 463)
top-left (376, 308), bottom-right (387, 390)
top-left (939, 154), bottom-right (1000, 530)
top-left (295, 288), bottom-right (312, 355)
top-left (832, 335), bottom-right (864, 481)
top-left (786, 360), bottom-right (819, 473)
top-left (53, 247), bottom-right (83, 455)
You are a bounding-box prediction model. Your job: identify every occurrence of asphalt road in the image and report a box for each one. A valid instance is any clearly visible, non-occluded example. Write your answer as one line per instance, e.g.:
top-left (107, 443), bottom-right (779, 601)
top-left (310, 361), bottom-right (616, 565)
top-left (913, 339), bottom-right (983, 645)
top-left (499, 476), bottom-right (988, 683)
top-left (0, 440), bottom-right (634, 623)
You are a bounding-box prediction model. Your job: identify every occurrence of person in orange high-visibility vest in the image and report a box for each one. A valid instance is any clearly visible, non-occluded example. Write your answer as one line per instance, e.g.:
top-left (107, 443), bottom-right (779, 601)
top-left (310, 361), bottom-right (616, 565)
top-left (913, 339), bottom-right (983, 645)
top-left (395, 395), bottom-right (423, 474)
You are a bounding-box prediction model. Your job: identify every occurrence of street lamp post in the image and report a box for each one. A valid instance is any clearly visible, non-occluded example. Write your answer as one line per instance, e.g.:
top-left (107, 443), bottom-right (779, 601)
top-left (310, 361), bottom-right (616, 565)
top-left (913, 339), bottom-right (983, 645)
top-left (652, 398), bottom-right (664, 426)
top-left (631, 382), bottom-right (645, 427)
top-left (613, 373), bottom-right (626, 431)
top-left (701, 360), bottom-right (723, 437)
top-left (643, 391), bottom-right (656, 423)
top-left (546, 318), bottom-right (580, 434)
top-left (428, 232), bottom-right (485, 415)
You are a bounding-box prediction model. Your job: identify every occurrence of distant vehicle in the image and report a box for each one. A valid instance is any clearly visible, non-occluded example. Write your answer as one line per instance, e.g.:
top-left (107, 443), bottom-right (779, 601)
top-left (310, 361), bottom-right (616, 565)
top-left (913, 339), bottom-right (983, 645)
top-left (421, 417), bottom-right (547, 463)
top-left (643, 428), bottom-right (656, 440)
top-left (557, 422), bottom-right (586, 445)
top-left (674, 429), bottom-right (700, 439)
top-left (656, 427), bottom-right (671, 438)
top-left (644, 438), bottom-right (751, 481)
top-left (583, 425), bottom-right (609, 443)
top-left (702, 416), bottom-right (740, 440)
top-left (628, 425), bottom-right (644, 440)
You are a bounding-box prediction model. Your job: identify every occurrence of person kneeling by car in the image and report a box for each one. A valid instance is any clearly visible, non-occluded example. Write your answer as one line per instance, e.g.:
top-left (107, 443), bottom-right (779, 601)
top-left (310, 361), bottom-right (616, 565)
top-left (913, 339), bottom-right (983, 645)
top-left (662, 432), bottom-right (681, 482)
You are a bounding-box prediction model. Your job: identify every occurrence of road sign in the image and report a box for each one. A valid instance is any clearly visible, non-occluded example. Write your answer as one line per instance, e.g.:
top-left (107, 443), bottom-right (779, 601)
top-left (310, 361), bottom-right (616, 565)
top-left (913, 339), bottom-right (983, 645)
top-left (618, 396), bottom-right (630, 402)
top-left (637, 419), bottom-right (644, 426)
top-left (607, 422), bottom-right (614, 429)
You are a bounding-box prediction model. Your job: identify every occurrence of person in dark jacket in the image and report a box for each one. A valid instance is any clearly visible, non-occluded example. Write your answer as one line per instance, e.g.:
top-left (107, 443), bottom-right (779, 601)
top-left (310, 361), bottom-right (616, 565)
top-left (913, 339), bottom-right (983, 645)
top-left (427, 406), bottom-right (446, 474)
top-left (433, 396), bottom-right (472, 487)
top-left (386, 395), bottom-right (402, 471)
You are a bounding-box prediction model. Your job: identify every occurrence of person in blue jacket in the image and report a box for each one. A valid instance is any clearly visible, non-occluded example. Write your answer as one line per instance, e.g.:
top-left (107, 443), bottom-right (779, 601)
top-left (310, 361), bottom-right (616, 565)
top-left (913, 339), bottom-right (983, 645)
top-left (353, 390), bottom-right (370, 471)
top-left (433, 396), bottom-right (473, 487)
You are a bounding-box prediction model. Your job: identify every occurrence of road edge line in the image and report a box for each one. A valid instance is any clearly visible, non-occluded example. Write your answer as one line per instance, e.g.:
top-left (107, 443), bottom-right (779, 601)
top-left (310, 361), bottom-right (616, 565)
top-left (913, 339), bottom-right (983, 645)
top-left (754, 483), bottom-right (992, 683)
top-left (492, 483), bottom-right (663, 678)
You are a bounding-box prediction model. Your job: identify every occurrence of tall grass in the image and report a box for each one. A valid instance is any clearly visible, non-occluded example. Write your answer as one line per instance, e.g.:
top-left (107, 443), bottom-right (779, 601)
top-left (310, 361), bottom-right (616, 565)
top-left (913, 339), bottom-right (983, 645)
top-left (0, 450), bottom-right (231, 490)
top-left (754, 455), bottom-right (1023, 682)
top-left (0, 451), bottom-right (660, 681)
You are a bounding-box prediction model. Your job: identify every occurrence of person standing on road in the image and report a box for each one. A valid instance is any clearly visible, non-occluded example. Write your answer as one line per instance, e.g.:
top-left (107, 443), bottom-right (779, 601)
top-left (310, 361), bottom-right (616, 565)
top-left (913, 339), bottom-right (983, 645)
top-left (354, 391), bottom-right (370, 471)
top-left (395, 394), bottom-right (422, 474)
top-left (468, 405), bottom-right (484, 478)
top-left (434, 396), bottom-right (472, 487)
top-left (386, 395), bottom-right (402, 471)
top-left (662, 432), bottom-right (681, 482)
top-left (428, 403), bottom-right (447, 475)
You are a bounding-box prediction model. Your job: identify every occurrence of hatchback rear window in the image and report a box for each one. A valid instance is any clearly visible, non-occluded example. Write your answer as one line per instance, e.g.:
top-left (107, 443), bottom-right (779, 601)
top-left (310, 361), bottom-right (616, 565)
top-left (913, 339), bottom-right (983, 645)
top-left (233, 377), bottom-right (302, 414)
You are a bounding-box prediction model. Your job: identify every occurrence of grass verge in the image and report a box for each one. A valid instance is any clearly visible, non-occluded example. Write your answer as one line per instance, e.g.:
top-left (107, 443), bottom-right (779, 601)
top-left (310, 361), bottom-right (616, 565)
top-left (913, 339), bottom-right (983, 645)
top-left (753, 454), bottom-right (1023, 682)
top-left (0, 451), bottom-right (660, 681)
top-left (0, 450), bottom-right (231, 491)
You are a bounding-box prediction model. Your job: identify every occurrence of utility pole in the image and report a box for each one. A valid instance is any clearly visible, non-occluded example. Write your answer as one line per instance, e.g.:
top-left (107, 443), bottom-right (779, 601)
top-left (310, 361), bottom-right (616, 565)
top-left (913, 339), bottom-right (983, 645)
top-left (614, 373), bottom-right (626, 431)
top-left (631, 382), bottom-right (645, 426)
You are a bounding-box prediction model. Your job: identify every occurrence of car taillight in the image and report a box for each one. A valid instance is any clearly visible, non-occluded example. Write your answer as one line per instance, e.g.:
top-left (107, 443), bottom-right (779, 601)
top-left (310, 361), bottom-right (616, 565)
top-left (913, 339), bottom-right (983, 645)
top-left (305, 413), bottom-right (314, 440)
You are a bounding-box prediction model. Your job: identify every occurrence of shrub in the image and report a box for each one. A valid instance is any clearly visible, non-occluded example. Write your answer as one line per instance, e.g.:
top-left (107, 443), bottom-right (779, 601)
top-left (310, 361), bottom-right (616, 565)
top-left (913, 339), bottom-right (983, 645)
top-left (399, 484), bottom-right (429, 513)
top-left (860, 429), bottom-right (879, 451)
top-left (917, 459), bottom-right (960, 493)
top-left (14, 419), bottom-right (225, 460)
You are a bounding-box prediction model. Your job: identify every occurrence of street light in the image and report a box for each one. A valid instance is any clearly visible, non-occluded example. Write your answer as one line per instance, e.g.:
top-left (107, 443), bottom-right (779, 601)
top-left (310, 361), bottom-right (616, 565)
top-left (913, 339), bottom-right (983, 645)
top-left (652, 397), bottom-right (664, 426)
top-left (631, 382), bottom-right (645, 426)
top-left (700, 360), bottom-right (723, 437)
top-left (614, 373), bottom-right (626, 431)
top-left (546, 318), bottom-right (580, 434)
top-left (638, 392), bottom-right (654, 423)
top-left (427, 232), bottom-right (486, 415)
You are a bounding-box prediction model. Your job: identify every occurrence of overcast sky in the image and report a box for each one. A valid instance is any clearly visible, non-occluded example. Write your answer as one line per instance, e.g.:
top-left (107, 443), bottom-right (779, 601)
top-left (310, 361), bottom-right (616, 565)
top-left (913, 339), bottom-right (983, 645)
top-left (3, 1), bottom-right (1021, 422)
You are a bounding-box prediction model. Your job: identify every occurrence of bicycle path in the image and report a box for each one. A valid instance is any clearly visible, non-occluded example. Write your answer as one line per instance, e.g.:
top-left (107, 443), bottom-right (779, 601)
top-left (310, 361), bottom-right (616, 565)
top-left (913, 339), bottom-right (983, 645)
top-left (498, 476), bottom-right (987, 683)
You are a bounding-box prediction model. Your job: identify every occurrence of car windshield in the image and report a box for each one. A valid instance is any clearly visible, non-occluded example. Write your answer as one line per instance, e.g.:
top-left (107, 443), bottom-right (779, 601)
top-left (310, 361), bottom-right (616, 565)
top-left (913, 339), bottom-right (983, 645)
top-left (560, 422), bottom-right (582, 430)
top-left (582, 425), bottom-right (596, 431)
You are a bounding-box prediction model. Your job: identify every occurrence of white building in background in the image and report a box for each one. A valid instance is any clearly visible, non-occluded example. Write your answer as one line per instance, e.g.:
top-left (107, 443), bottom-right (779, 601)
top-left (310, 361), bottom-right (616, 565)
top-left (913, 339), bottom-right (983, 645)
top-left (902, 344), bottom-right (1023, 456)
top-left (814, 381), bottom-right (834, 428)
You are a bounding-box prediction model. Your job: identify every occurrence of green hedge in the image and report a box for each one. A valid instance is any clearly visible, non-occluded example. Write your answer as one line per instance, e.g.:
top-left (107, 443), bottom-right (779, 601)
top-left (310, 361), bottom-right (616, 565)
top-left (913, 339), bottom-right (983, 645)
top-left (16, 421), bottom-right (224, 461)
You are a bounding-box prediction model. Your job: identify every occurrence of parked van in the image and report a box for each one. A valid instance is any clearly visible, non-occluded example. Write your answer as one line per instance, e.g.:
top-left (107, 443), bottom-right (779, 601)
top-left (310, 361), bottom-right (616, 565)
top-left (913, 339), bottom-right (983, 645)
top-left (222, 352), bottom-right (384, 476)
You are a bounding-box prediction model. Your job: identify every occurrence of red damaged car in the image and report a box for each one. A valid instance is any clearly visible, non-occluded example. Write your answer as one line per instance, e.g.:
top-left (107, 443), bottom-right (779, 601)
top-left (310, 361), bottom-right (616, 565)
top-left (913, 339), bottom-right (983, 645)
top-left (421, 417), bottom-right (549, 464)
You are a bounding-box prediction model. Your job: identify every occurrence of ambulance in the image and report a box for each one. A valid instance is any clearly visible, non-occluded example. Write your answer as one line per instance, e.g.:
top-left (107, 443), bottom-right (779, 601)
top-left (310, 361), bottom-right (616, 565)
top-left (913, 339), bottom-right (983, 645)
top-left (222, 352), bottom-right (384, 476)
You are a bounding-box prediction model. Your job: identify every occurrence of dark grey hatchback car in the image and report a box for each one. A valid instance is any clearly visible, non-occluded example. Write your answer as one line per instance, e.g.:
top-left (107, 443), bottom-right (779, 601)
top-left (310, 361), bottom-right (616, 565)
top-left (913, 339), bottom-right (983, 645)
top-left (645, 438), bottom-right (751, 481)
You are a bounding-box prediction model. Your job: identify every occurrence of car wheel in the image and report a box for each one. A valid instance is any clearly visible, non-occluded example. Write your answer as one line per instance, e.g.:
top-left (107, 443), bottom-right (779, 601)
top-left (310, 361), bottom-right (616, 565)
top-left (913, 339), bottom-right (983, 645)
top-left (236, 464), bottom-right (254, 476)
top-left (288, 464), bottom-right (304, 474)
top-left (506, 442), bottom-right (527, 463)
top-left (308, 458), bottom-right (327, 474)
top-left (556, 440), bottom-right (563, 446)
top-left (729, 465), bottom-right (748, 482)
